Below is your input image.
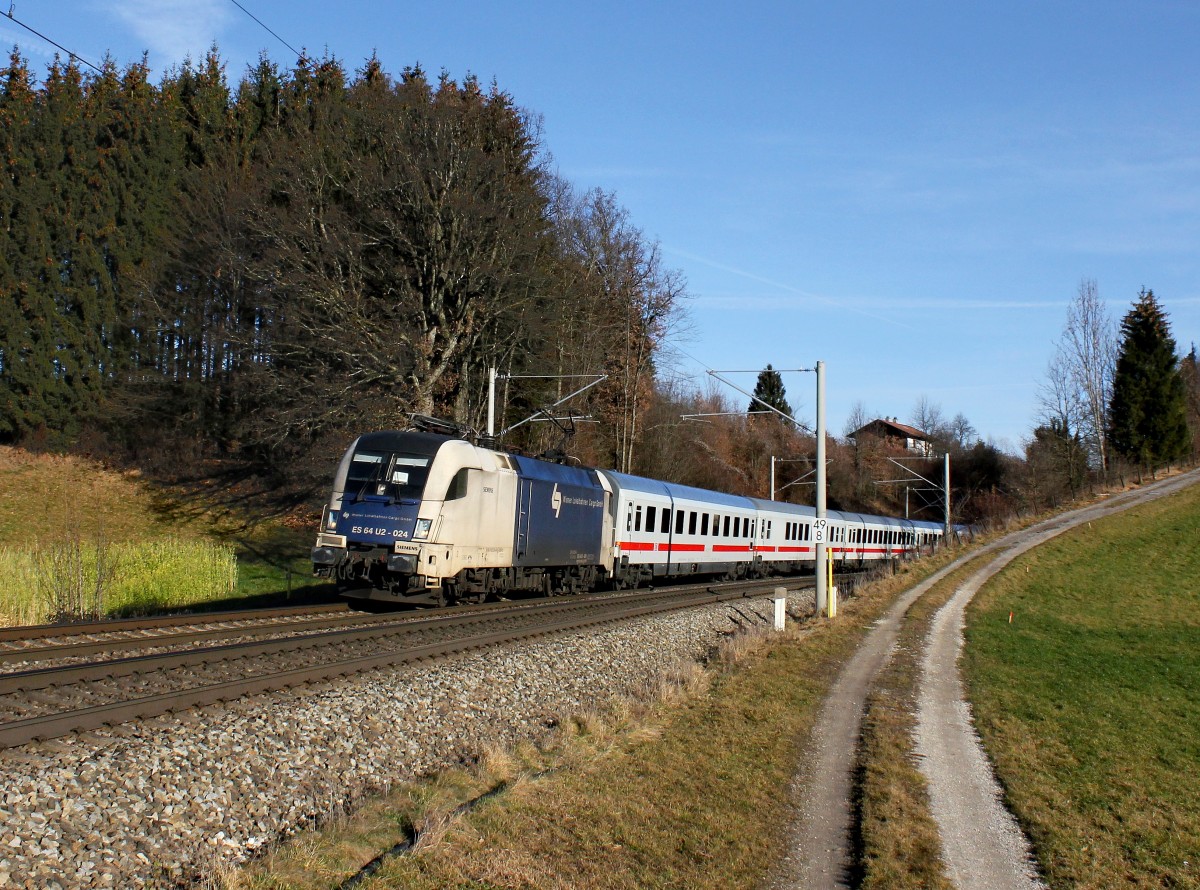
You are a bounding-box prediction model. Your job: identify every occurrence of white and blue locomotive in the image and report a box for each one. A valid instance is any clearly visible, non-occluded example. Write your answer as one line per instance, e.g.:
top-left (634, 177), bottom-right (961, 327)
top-left (311, 429), bottom-right (949, 606)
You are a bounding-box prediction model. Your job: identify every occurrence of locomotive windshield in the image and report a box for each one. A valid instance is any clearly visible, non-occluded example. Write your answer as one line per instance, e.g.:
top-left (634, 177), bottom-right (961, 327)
top-left (347, 449), bottom-right (432, 502)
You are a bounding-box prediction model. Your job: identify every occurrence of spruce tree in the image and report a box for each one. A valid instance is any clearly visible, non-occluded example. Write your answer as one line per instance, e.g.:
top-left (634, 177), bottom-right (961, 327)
top-left (1107, 289), bottom-right (1190, 471)
top-left (750, 364), bottom-right (793, 418)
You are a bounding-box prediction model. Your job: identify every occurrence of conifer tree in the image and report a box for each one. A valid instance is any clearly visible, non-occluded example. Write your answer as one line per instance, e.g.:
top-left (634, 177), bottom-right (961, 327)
top-left (1107, 288), bottom-right (1190, 471)
top-left (0, 50), bottom-right (39, 439)
top-left (750, 364), bottom-right (792, 418)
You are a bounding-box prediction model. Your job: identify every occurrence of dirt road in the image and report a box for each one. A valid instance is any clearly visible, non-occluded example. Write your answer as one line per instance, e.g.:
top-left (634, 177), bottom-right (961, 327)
top-left (771, 469), bottom-right (1200, 889)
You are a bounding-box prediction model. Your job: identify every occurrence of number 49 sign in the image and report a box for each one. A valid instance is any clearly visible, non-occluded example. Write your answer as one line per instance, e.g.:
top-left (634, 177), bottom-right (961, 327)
top-left (813, 518), bottom-right (828, 543)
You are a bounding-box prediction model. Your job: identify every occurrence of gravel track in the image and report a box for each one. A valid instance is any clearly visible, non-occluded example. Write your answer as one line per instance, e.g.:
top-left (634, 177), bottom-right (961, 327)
top-left (0, 589), bottom-right (813, 888)
top-left (766, 556), bottom-right (984, 889)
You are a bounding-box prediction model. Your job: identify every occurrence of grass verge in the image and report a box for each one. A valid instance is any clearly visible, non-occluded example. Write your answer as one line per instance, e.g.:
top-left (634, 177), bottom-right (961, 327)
top-left (964, 481), bottom-right (1200, 889)
top-left (224, 554), bottom-right (969, 890)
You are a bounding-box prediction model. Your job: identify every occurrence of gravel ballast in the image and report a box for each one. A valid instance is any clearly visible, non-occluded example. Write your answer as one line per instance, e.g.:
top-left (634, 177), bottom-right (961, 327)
top-left (0, 591), bottom-right (810, 888)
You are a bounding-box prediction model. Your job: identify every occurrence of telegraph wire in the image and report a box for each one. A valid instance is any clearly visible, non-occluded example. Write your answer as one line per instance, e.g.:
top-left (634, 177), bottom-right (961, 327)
top-left (227, 0), bottom-right (304, 63)
top-left (1, 7), bottom-right (103, 73)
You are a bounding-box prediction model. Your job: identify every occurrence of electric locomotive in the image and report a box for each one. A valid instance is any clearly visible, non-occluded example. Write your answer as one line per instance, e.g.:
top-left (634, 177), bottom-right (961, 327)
top-left (311, 429), bottom-right (611, 605)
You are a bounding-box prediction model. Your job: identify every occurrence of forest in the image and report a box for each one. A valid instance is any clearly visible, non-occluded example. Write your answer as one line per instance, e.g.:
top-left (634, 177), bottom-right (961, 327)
top-left (2, 49), bottom-right (1197, 526)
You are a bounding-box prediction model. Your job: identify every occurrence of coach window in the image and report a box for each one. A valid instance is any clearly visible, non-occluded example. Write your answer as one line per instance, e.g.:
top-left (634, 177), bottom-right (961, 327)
top-left (626, 507), bottom-right (633, 532)
top-left (646, 506), bottom-right (656, 531)
top-left (712, 514), bottom-right (720, 535)
top-left (635, 505), bottom-right (642, 532)
top-left (723, 516), bottom-right (731, 537)
top-left (662, 508), bottom-right (671, 534)
top-left (675, 509), bottom-right (685, 534)
top-left (689, 512), bottom-right (698, 535)
top-left (701, 513), bottom-right (709, 536)
top-left (751, 520), bottom-right (756, 539)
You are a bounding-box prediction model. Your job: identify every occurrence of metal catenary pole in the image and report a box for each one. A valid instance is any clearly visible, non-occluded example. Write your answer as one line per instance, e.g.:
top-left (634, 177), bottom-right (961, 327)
top-left (815, 360), bottom-right (827, 617)
top-left (944, 451), bottom-right (951, 538)
top-left (705, 362), bottom-right (829, 616)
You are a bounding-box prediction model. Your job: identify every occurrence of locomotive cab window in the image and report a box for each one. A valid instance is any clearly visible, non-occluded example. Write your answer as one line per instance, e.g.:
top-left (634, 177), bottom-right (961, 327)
top-left (348, 450), bottom-right (432, 501)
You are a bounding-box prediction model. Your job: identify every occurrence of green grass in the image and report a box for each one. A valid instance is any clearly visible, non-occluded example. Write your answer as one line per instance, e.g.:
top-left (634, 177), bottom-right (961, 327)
top-left (0, 446), bottom-right (332, 625)
top-left (0, 538), bottom-right (238, 624)
top-left (965, 482), bottom-right (1200, 889)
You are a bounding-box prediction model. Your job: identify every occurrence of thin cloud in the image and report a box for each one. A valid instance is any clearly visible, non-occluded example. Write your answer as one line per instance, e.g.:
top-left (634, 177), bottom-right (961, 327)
top-left (110, 0), bottom-right (235, 66)
top-left (0, 25), bottom-right (61, 62)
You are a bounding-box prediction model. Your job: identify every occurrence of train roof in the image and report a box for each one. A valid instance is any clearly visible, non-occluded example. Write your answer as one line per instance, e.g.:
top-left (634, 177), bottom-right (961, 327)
top-left (351, 429), bottom-right (458, 456)
top-left (599, 470), bottom-right (754, 509)
top-left (509, 453), bottom-right (603, 489)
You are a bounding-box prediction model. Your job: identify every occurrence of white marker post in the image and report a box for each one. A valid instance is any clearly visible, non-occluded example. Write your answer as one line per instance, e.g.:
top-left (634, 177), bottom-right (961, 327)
top-left (773, 586), bottom-right (787, 631)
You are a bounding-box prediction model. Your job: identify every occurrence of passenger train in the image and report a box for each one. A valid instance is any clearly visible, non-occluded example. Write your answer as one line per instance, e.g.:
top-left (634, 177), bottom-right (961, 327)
top-left (311, 427), bottom-right (951, 606)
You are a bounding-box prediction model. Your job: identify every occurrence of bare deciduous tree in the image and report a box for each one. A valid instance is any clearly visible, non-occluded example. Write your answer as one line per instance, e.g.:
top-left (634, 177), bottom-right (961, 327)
top-left (1060, 278), bottom-right (1117, 474)
top-left (911, 395), bottom-right (948, 445)
top-left (948, 412), bottom-right (977, 450)
top-left (1033, 349), bottom-right (1090, 497)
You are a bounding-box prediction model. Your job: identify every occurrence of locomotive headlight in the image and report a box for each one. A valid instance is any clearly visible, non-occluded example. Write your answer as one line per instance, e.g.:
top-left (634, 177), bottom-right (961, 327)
top-left (413, 519), bottom-right (432, 540)
top-left (325, 511), bottom-right (337, 531)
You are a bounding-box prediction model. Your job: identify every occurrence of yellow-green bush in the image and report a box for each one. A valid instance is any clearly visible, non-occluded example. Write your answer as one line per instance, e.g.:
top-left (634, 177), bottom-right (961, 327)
top-left (0, 538), bottom-right (238, 626)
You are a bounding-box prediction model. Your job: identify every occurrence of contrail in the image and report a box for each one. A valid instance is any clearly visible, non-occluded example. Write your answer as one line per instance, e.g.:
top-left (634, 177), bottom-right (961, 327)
top-left (665, 246), bottom-right (919, 331)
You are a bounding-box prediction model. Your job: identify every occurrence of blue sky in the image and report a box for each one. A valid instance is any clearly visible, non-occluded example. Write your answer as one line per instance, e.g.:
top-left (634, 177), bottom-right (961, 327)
top-left (6, 1), bottom-right (1200, 451)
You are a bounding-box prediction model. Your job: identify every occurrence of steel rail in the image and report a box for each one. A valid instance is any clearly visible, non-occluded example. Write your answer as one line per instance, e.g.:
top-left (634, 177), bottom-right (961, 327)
top-left (0, 609), bottom-right (411, 665)
top-left (0, 581), bottom-right (793, 695)
top-left (0, 602), bottom-right (350, 644)
top-left (0, 585), bottom-right (767, 749)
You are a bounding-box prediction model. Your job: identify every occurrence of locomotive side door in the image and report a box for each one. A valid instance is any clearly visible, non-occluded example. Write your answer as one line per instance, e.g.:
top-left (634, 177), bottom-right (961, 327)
top-left (515, 477), bottom-right (534, 561)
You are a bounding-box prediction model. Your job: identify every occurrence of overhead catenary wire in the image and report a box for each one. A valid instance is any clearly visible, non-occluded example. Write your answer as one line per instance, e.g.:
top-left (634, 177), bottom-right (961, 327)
top-left (227, 0), bottom-right (304, 63)
top-left (2, 8), bottom-right (103, 73)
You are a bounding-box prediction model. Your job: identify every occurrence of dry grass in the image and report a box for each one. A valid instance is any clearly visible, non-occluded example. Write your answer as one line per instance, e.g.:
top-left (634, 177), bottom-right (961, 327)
top-left (227, 553), bottom-right (972, 890)
top-left (0, 446), bottom-right (175, 543)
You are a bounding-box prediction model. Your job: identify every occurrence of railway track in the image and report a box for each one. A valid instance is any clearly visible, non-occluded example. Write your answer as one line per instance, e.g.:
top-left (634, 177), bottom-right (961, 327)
top-left (0, 578), bottom-right (813, 750)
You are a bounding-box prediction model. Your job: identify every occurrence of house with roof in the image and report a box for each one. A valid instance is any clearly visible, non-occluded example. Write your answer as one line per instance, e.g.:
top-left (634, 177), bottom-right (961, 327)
top-left (848, 417), bottom-right (935, 457)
